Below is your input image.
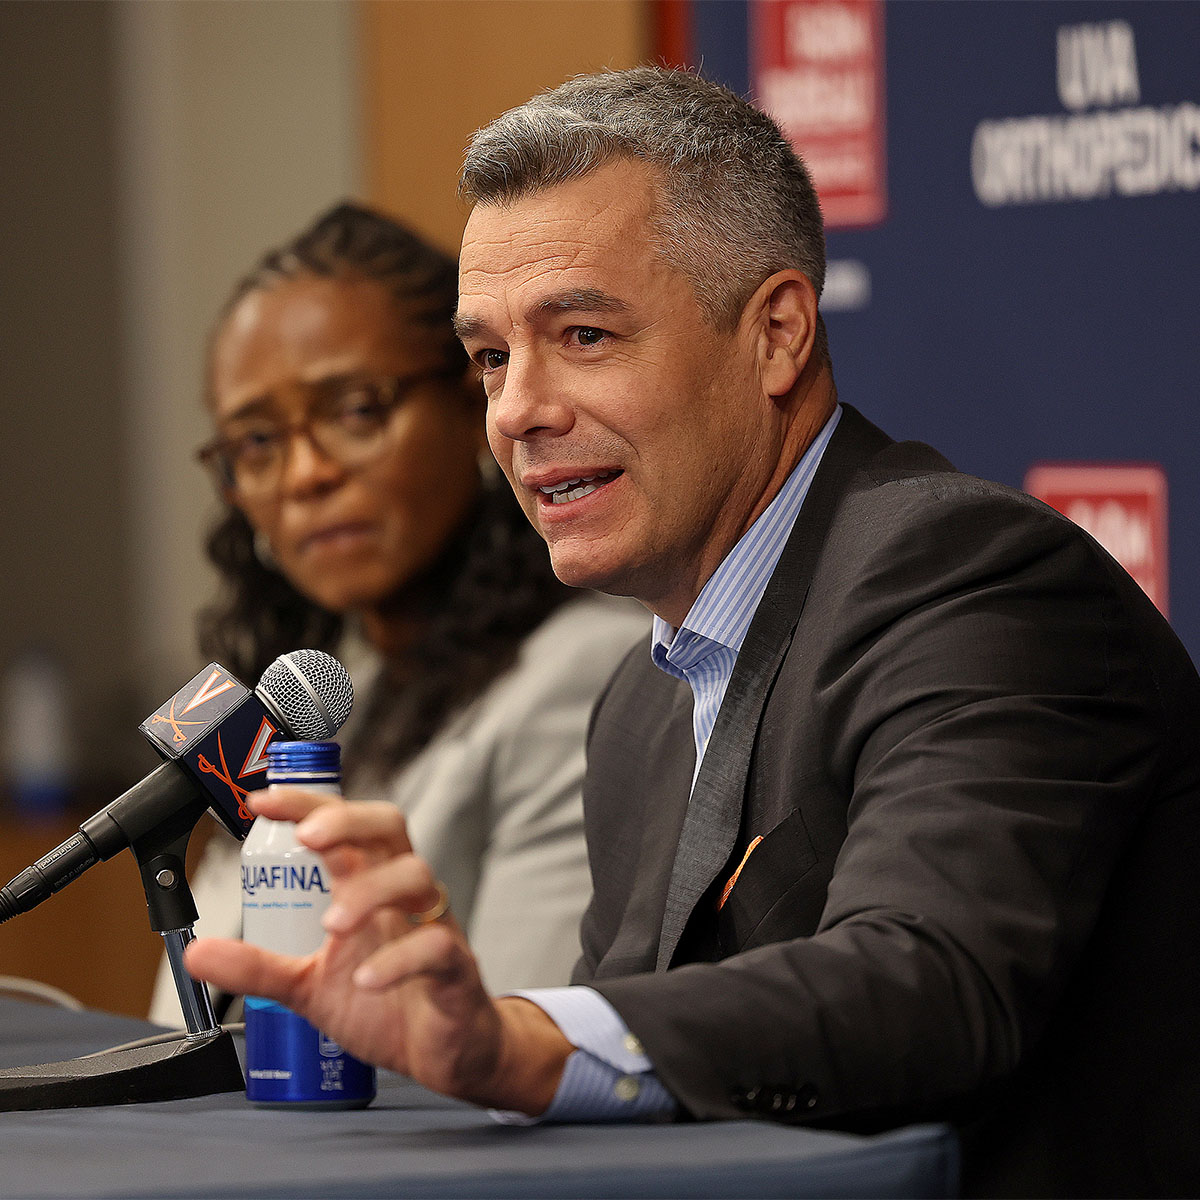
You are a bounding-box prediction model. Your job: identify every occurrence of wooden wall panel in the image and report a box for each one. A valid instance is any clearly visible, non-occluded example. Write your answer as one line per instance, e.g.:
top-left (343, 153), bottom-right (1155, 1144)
top-left (0, 818), bottom-right (163, 1018)
top-left (360, 0), bottom-right (649, 252)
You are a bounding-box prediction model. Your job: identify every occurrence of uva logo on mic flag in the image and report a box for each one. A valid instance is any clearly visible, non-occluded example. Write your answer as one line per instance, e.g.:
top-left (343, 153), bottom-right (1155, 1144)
top-left (139, 663), bottom-right (282, 838)
top-left (142, 665), bottom-right (250, 751)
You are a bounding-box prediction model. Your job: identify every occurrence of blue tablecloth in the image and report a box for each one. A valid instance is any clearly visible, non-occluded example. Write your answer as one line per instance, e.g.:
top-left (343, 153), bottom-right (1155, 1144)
top-left (0, 997), bottom-right (959, 1198)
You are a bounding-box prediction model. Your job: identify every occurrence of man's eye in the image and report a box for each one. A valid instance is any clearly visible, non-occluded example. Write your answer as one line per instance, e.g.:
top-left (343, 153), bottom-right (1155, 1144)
top-left (479, 349), bottom-right (508, 371)
top-left (571, 327), bottom-right (607, 347)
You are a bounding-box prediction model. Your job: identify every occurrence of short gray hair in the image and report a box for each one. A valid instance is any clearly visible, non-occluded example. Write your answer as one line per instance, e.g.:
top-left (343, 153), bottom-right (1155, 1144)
top-left (460, 67), bottom-right (827, 354)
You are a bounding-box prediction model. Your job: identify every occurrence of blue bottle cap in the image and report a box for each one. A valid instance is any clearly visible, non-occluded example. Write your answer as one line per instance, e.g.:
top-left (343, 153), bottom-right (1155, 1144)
top-left (266, 739), bottom-right (341, 781)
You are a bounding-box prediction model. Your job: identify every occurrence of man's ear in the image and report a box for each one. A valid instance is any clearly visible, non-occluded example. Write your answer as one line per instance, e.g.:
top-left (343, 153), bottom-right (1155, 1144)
top-left (751, 271), bottom-right (819, 398)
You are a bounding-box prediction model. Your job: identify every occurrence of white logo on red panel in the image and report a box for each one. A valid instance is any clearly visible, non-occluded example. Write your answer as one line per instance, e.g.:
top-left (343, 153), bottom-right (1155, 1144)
top-left (1025, 462), bottom-right (1168, 616)
top-left (751, 0), bottom-right (887, 229)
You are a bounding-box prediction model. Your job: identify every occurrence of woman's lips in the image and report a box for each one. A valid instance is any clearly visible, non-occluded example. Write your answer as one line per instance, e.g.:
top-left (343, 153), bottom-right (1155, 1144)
top-left (298, 521), bottom-right (376, 554)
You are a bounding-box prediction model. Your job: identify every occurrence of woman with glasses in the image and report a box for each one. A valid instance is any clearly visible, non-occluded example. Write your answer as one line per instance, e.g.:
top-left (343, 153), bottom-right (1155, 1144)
top-left (148, 203), bottom-right (646, 1025)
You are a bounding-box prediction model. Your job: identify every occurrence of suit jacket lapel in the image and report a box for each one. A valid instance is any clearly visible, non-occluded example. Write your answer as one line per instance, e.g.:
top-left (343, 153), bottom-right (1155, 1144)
top-left (655, 405), bottom-right (893, 970)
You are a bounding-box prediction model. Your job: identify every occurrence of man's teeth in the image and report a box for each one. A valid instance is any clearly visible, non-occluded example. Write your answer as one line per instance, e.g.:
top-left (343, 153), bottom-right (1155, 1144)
top-left (539, 472), bottom-right (616, 504)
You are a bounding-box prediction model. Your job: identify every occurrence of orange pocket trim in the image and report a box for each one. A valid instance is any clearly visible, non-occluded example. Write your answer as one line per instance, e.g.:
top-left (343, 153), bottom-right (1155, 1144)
top-left (718, 835), bottom-right (764, 910)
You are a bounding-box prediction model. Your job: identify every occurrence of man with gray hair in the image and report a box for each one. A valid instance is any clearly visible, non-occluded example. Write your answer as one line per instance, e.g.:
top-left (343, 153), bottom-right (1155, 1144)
top-left (189, 67), bottom-right (1200, 1196)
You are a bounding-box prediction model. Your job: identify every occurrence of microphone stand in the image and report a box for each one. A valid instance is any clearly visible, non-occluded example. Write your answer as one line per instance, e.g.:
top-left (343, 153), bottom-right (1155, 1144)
top-left (0, 807), bottom-right (244, 1110)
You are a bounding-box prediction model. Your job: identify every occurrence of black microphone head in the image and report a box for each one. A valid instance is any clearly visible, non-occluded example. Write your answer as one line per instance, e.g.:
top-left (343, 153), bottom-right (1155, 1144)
top-left (256, 650), bottom-right (353, 740)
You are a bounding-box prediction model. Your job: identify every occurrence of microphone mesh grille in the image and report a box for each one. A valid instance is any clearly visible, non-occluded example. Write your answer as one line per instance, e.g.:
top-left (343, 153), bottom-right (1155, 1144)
top-left (257, 650), bottom-right (354, 740)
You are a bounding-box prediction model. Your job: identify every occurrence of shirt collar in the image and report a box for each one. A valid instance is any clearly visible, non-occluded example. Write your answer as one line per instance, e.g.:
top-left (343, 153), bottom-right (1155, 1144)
top-left (652, 405), bottom-right (842, 664)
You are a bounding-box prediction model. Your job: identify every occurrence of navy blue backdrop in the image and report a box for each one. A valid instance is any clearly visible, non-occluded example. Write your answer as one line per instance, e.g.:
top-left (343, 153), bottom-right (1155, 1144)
top-left (677, 0), bottom-right (1199, 660)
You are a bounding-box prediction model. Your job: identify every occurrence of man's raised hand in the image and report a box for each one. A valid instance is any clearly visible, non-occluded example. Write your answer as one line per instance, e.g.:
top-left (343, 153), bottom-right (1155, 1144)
top-left (184, 786), bottom-right (571, 1113)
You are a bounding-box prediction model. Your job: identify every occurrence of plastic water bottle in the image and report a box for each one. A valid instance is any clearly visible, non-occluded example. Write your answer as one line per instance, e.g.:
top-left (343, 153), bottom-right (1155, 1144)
top-left (241, 739), bottom-right (376, 1108)
top-left (1, 645), bottom-right (73, 819)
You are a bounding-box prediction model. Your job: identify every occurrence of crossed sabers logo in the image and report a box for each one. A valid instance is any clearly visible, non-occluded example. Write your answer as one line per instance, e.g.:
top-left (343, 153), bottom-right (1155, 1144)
top-left (197, 717), bottom-right (278, 822)
top-left (149, 668), bottom-right (239, 744)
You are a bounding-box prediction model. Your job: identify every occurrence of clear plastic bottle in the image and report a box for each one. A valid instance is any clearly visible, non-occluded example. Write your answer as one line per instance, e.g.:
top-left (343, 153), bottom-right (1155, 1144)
top-left (1, 645), bottom-right (73, 819)
top-left (241, 739), bottom-right (376, 1108)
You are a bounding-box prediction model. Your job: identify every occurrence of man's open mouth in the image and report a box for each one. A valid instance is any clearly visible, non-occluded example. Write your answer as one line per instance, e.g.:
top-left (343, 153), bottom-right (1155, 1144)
top-left (538, 470), bottom-right (622, 505)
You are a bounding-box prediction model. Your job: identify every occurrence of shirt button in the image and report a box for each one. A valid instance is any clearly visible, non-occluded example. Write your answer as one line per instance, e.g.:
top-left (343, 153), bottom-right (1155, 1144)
top-left (613, 1075), bottom-right (641, 1103)
top-left (623, 1033), bottom-right (645, 1057)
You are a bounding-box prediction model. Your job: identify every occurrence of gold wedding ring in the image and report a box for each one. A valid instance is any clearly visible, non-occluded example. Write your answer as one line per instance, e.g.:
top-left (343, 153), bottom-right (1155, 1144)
top-left (407, 881), bottom-right (450, 925)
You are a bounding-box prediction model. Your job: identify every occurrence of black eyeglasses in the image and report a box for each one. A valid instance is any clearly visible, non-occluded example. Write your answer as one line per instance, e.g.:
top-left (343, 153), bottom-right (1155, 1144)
top-left (197, 370), bottom-right (457, 499)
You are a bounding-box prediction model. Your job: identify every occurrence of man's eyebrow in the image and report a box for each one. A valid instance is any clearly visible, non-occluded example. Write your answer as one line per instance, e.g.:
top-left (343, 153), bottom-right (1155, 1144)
top-left (453, 289), bottom-right (630, 344)
top-left (528, 288), bottom-right (629, 322)
top-left (452, 312), bottom-right (489, 342)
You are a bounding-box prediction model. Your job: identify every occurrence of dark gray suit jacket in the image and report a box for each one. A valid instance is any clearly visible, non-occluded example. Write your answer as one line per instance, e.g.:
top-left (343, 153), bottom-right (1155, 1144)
top-left (574, 405), bottom-right (1200, 1197)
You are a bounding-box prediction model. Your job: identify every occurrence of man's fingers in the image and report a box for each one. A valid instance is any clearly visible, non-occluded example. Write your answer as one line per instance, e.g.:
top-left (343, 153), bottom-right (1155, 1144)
top-left (184, 937), bottom-right (306, 1007)
top-left (323, 854), bottom-right (444, 935)
top-left (246, 793), bottom-right (415, 881)
top-left (352, 921), bottom-right (467, 990)
top-left (249, 785), bottom-right (340, 824)
top-left (296, 800), bottom-right (414, 857)
top-left (318, 844), bottom-right (370, 883)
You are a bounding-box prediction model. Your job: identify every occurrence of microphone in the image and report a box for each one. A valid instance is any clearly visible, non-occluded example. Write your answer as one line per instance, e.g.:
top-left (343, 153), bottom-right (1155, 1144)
top-left (0, 650), bottom-right (353, 924)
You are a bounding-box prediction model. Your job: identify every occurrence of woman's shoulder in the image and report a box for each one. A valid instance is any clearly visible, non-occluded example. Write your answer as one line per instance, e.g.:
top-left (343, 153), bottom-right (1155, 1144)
top-left (472, 592), bottom-right (649, 726)
top-left (521, 590), bottom-right (649, 656)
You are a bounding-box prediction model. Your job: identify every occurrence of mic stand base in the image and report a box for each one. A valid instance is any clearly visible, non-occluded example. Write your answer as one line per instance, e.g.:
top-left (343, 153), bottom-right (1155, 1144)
top-left (0, 1026), bottom-right (244, 1111)
top-left (0, 815), bottom-right (246, 1111)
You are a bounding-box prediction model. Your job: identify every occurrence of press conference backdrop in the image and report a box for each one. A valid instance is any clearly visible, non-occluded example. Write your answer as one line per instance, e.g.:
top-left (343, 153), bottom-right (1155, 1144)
top-left (664, 0), bottom-right (1198, 661)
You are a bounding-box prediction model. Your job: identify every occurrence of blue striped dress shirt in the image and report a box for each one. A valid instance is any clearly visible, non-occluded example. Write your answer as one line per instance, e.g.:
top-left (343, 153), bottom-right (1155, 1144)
top-left (499, 406), bottom-right (842, 1125)
top-left (652, 405), bottom-right (842, 784)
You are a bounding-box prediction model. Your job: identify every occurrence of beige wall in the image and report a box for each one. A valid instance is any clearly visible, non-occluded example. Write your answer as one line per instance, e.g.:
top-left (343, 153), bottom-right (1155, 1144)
top-left (0, 1), bottom-right (131, 793)
top-left (115, 0), bottom-right (363, 708)
top-left (361, 0), bottom-right (649, 252)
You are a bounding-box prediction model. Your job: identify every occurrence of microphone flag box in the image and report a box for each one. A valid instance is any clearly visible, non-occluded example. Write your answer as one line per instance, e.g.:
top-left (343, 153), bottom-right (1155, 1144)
top-left (139, 663), bottom-right (282, 839)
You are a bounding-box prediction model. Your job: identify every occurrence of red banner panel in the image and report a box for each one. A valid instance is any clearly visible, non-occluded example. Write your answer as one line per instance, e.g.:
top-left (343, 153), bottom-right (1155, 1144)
top-left (751, 0), bottom-right (887, 228)
top-left (1024, 462), bottom-right (1169, 617)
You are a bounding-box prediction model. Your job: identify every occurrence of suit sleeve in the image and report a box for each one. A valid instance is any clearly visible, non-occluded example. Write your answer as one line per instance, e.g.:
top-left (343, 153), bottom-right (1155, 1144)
top-left (591, 481), bottom-right (1182, 1125)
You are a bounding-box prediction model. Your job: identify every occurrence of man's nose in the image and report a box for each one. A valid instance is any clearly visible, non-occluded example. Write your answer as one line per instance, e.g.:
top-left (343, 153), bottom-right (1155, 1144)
top-left (488, 355), bottom-right (575, 443)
